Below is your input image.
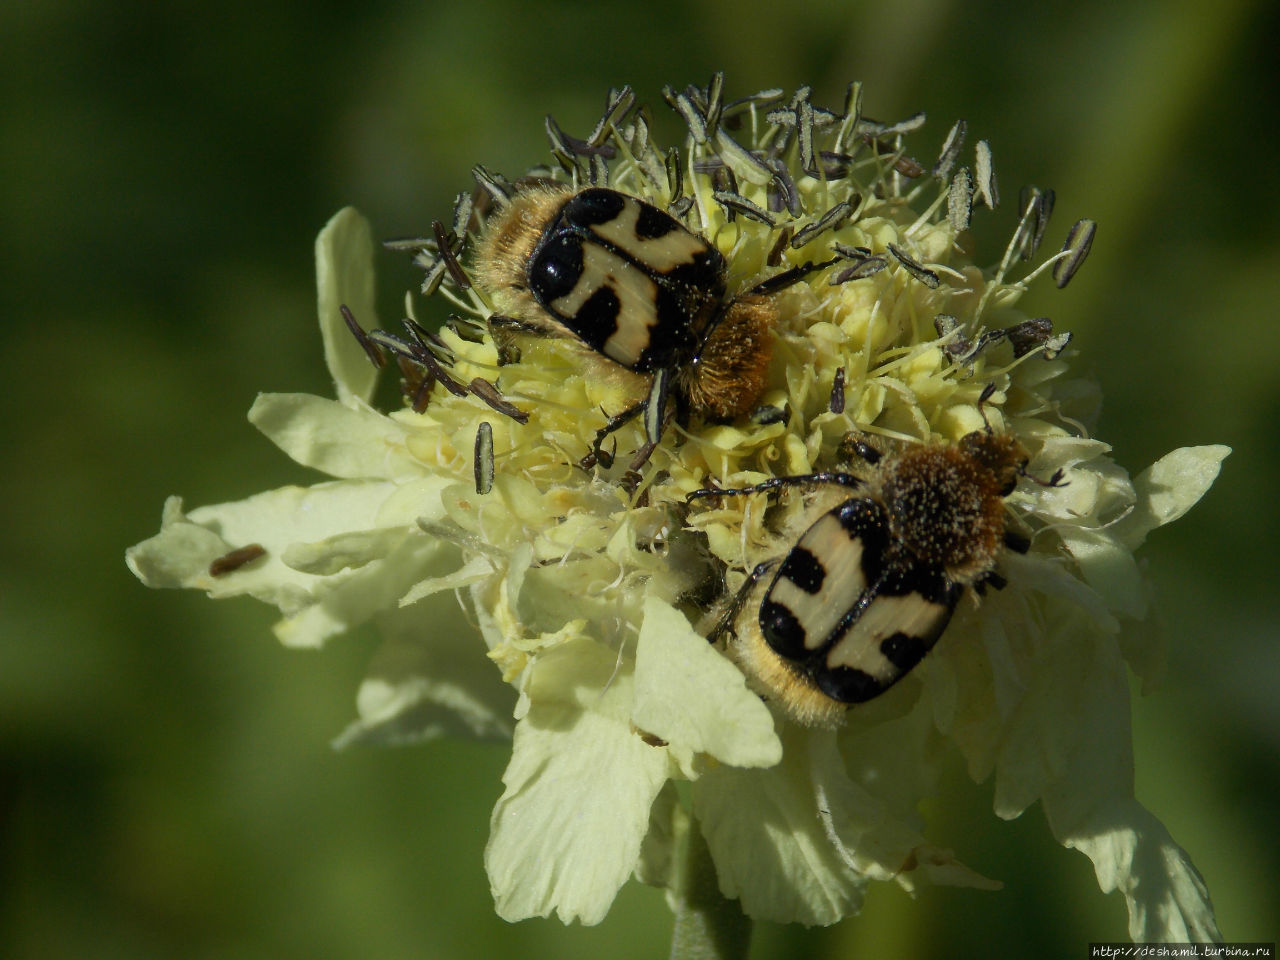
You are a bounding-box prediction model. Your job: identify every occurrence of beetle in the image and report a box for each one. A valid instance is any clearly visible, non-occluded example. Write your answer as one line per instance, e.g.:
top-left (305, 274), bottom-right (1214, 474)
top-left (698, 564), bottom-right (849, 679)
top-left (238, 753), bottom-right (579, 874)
top-left (474, 183), bottom-right (828, 472)
top-left (688, 389), bottom-right (1062, 726)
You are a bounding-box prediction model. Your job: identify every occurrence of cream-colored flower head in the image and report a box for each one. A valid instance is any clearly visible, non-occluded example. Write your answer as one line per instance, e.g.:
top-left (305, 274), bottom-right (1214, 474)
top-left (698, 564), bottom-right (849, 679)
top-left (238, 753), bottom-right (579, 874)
top-left (127, 79), bottom-right (1227, 938)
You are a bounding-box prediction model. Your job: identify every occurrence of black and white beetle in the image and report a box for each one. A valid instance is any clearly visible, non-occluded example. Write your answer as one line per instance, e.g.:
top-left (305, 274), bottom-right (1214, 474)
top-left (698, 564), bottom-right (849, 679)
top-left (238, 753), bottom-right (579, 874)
top-left (474, 183), bottom-right (830, 472)
top-left (687, 389), bottom-right (1063, 726)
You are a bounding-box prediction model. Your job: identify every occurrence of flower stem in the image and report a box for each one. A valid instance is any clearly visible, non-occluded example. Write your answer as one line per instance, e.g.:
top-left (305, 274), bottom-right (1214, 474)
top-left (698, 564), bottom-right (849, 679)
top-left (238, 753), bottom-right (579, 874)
top-left (668, 812), bottom-right (752, 960)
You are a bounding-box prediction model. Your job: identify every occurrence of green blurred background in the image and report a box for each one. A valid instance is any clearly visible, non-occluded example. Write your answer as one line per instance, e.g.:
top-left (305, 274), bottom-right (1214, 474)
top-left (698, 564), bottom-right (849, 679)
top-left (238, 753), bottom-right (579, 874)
top-left (3, 0), bottom-right (1277, 956)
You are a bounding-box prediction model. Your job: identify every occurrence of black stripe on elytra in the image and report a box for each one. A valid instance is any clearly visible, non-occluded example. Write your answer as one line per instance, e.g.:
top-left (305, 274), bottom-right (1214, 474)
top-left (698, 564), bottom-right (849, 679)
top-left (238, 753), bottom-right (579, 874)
top-left (778, 546), bottom-right (825, 594)
top-left (878, 630), bottom-right (935, 673)
top-left (634, 198), bottom-right (682, 239)
top-left (875, 561), bottom-right (959, 608)
top-left (631, 283), bottom-right (704, 371)
top-left (813, 665), bottom-right (886, 704)
top-left (836, 496), bottom-right (888, 547)
top-left (569, 287), bottom-right (623, 353)
top-left (559, 188), bottom-right (626, 228)
top-left (759, 598), bottom-right (808, 660)
top-left (528, 232), bottom-right (586, 303)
